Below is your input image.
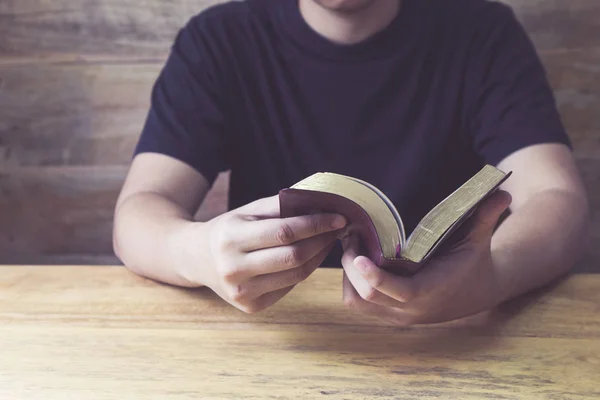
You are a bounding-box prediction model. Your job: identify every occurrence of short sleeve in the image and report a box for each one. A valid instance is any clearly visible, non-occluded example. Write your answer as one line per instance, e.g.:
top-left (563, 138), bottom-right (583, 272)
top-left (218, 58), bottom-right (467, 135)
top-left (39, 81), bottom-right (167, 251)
top-left (464, 4), bottom-right (572, 166)
top-left (134, 17), bottom-right (231, 185)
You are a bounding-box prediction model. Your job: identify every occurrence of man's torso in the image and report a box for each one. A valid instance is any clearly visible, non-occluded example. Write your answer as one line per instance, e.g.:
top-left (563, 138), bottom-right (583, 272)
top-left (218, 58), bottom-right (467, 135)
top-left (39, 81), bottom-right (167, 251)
top-left (199, 0), bottom-right (494, 234)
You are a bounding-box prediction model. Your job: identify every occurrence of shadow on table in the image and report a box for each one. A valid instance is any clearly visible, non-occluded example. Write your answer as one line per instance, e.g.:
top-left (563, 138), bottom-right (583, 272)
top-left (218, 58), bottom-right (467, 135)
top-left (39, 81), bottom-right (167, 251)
top-left (274, 278), bottom-right (564, 357)
top-left (171, 269), bottom-right (569, 358)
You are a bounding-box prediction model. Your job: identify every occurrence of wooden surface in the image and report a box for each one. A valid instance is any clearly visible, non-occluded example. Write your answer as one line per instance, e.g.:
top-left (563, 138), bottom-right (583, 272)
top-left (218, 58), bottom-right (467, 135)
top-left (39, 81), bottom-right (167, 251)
top-left (1, 266), bottom-right (599, 400)
top-left (0, 0), bottom-right (222, 60)
top-left (0, 0), bottom-right (599, 266)
top-left (0, 0), bottom-right (597, 59)
top-left (0, 167), bottom-right (229, 265)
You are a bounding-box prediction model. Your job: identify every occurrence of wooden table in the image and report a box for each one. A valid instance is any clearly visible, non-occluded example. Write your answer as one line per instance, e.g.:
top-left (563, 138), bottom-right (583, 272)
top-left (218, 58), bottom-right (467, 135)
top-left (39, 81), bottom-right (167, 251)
top-left (1, 266), bottom-right (599, 399)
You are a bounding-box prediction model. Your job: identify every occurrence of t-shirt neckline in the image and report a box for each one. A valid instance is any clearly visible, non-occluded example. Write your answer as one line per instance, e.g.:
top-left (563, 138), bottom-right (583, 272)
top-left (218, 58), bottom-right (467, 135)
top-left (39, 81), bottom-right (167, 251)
top-left (276, 0), bottom-right (415, 62)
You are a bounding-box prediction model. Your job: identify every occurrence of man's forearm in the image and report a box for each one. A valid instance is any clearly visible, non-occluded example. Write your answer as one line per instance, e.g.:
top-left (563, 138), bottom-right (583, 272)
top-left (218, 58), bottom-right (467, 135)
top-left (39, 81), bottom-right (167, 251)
top-left (491, 189), bottom-right (590, 301)
top-left (113, 193), bottom-right (209, 288)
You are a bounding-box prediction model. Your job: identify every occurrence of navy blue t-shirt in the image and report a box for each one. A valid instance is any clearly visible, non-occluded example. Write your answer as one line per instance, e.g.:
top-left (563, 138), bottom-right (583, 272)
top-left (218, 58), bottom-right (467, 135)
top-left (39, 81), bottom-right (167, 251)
top-left (135, 0), bottom-right (570, 260)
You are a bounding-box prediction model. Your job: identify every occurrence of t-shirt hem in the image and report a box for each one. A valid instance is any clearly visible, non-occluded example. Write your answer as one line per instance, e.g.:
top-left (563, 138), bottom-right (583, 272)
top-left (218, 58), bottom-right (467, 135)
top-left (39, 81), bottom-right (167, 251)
top-left (133, 142), bottom-right (223, 186)
top-left (482, 133), bottom-right (573, 166)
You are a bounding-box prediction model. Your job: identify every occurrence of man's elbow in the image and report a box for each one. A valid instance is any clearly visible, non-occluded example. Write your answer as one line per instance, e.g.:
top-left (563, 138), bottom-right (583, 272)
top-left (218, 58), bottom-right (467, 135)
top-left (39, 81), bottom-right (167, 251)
top-left (112, 218), bottom-right (129, 268)
top-left (575, 192), bottom-right (592, 261)
top-left (112, 226), bottom-right (147, 278)
top-left (112, 209), bottom-right (138, 274)
top-left (559, 188), bottom-right (591, 269)
top-left (112, 225), bottom-right (124, 265)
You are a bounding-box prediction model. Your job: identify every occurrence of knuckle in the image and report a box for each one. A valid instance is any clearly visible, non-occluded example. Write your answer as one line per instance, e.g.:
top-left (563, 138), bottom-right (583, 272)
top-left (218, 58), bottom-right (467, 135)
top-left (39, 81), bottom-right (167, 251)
top-left (282, 247), bottom-right (302, 267)
top-left (291, 265), bottom-right (312, 283)
top-left (239, 302), bottom-right (261, 315)
top-left (226, 284), bottom-right (247, 303)
top-left (388, 315), bottom-right (414, 327)
top-left (216, 233), bottom-right (235, 251)
top-left (341, 251), bottom-right (356, 267)
top-left (219, 263), bottom-right (241, 284)
top-left (274, 223), bottom-right (295, 245)
top-left (402, 287), bottom-right (417, 302)
top-left (369, 273), bottom-right (385, 290)
top-left (273, 265), bottom-right (312, 290)
top-left (360, 287), bottom-right (379, 302)
top-left (343, 296), bottom-right (356, 309)
top-left (404, 280), bottom-right (421, 301)
top-left (308, 215), bottom-right (326, 234)
top-left (221, 212), bottom-right (241, 225)
top-left (213, 224), bottom-right (237, 251)
top-left (343, 292), bottom-right (360, 309)
top-left (299, 264), bottom-right (314, 280)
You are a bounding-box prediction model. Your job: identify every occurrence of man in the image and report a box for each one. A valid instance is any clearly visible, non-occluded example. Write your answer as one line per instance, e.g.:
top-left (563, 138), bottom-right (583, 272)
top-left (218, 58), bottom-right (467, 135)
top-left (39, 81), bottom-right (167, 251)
top-left (113, 0), bottom-right (589, 325)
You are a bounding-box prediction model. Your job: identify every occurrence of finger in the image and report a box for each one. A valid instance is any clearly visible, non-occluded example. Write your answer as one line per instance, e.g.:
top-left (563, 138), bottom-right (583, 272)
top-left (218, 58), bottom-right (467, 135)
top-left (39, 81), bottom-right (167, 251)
top-left (340, 233), bottom-right (359, 258)
top-left (343, 260), bottom-right (407, 308)
top-left (237, 213), bottom-right (346, 251)
top-left (239, 242), bottom-right (334, 300)
top-left (341, 239), bottom-right (407, 308)
top-left (353, 256), bottom-right (417, 303)
top-left (233, 285), bottom-right (296, 314)
top-left (407, 192), bottom-right (511, 286)
top-left (241, 230), bottom-right (339, 276)
top-left (235, 194), bottom-right (281, 219)
top-left (467, 190), bottom-right (512, 242)
top-left (253, 285), bottom-right (296, 313)
top-left (343, 273), bottom-right (414, 326)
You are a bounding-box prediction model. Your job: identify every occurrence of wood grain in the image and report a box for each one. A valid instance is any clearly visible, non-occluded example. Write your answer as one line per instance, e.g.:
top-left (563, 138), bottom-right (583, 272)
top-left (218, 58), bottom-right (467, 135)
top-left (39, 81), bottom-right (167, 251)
top-left (0, 266), bottom-right (599, 337)
top-left (0, 51), bottom-right (597, 265)
top-left (542, 50), bottom-right (600, 135)
top-left (574, 158), bottom-right (600, 272)
top-left (0, 0), bottom-right (596, 62)
top-left (0, 0), bottom-right (598, 264)
top-left (2, 326), bottom-right (599, 400)
top-left (0, 253), bottom-right (121, 266)
top-left (0, 168), bottom-right (228, 262)
top-left (0, 63), bottom-right (160, 167)
top-left (0, 167), bottom-right (125, 255)
top-left (504, 0), bottom-right (600, 51)
top-left (0, 52), bottom-right (597, 169)
top-left (0, 0), bottom-right (224, 60)
top-left (0, 267), bottom-right (599, 399)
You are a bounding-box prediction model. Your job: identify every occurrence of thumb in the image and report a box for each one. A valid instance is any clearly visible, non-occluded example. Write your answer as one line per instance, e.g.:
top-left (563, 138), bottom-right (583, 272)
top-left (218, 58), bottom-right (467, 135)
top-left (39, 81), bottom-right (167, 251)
top-left (466, 190), bottom-right (512, 242)
top-left (341, 233), bottom-right (359, 254)
top-left (341, 234), bottom-right (361, 265)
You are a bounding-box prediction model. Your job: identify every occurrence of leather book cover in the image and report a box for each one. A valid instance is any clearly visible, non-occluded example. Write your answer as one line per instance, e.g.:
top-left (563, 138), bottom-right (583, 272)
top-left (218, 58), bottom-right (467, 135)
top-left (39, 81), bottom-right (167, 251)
top-left (278, 189), bottom-right (422, 276)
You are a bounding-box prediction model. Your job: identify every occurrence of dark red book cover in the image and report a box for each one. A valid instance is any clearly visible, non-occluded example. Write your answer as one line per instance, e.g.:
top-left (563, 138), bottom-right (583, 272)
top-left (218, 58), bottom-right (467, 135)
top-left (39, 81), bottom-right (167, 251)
top-left (279, 189), bottom-right (422, 276)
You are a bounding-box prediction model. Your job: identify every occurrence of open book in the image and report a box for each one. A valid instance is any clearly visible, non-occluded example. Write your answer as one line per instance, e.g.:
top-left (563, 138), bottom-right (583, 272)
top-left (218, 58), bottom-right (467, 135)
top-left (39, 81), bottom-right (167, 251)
top-left (279, 165), bottom-right (511, 275)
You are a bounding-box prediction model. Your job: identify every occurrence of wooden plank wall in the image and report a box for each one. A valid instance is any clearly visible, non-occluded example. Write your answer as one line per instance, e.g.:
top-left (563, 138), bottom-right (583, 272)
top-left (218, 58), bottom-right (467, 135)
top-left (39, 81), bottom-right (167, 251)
top-left (0, 0), bottom-right (599, 270)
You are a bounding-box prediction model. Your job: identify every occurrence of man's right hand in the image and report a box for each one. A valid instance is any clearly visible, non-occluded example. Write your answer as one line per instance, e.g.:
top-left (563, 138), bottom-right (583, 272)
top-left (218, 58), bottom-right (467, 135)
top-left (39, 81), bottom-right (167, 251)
top-left (188, 195), bottom-right (347, 314)
top-left (114, 154), bottom-right (346, 313)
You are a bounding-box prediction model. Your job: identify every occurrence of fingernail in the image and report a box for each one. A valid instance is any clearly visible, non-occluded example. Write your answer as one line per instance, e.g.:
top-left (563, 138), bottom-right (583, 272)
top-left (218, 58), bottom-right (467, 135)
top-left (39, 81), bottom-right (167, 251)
top-left (331, 215), bottom-right (347, 229)
top-left (340, 233), bottom-right (350, 247)
top-left (354, 257), bottom-right (369, 273)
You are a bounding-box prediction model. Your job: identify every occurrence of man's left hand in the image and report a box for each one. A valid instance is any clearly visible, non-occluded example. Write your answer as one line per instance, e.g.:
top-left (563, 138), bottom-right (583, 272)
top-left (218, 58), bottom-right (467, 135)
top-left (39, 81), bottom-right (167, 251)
top-left (341, 190), bottom-right (512, 326)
